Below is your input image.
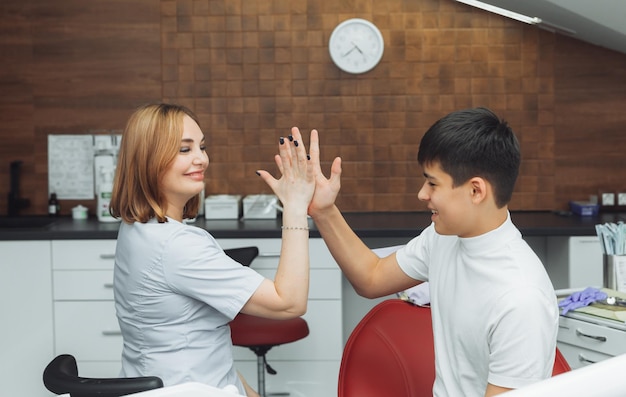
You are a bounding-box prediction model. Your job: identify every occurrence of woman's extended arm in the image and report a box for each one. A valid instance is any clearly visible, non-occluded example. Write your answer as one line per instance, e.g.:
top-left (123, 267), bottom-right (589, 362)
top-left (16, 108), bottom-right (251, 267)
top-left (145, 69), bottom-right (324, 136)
top-left (242, 127), bottom-right (316, 319)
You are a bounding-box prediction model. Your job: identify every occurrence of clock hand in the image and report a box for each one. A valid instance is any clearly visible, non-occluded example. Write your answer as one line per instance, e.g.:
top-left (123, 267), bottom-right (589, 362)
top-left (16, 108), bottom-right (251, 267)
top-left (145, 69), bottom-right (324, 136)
top-left (342, 45), bottom-right (357, 57)
top-left (351, 41), bottom-right (364, 55)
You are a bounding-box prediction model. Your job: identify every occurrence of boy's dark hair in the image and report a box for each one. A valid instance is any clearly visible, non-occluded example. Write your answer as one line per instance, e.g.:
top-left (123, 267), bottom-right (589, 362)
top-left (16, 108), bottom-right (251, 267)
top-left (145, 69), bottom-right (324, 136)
top-left (417, 107), bottom-right (520, 208)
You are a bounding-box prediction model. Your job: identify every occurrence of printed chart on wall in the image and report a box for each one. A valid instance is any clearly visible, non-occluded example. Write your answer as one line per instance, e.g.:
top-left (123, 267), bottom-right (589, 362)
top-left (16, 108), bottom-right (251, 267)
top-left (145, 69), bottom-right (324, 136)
top-left (48, 135), bottom-right (95, 199)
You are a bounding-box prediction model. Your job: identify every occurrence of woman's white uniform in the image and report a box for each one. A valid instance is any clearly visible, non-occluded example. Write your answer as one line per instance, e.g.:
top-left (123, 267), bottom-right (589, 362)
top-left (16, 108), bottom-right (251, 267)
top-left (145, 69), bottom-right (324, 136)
top-left (114, 218), bottom-right (264, 395)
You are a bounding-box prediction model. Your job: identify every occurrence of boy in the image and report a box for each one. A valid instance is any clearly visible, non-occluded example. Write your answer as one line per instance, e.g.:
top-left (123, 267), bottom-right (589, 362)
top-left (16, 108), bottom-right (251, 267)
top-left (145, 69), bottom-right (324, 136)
top-left (308, 108), bottom-right (558, 397)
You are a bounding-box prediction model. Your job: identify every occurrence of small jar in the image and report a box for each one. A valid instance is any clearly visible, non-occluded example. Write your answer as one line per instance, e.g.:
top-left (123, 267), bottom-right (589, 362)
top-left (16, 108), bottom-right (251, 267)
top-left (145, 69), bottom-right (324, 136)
top-left (71, 205), bottom-right (88, 220)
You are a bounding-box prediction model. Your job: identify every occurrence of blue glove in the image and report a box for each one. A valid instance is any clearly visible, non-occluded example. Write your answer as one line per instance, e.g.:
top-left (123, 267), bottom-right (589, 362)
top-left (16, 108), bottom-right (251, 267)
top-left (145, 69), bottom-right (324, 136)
top-left (558, 287), bottom-right (607, 315)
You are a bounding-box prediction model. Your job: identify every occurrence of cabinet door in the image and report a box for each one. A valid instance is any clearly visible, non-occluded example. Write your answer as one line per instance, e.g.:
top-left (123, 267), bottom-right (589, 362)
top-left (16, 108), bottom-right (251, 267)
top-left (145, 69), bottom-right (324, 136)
top-left (547, 236), bottom-right (603, 289)
top-left (0, 241), bottom-right (54, 397)
top-left (54, 301), bottom-right (122, 362)
top-left (219, 238), bottom-right (342, 397)
top-left (569, 237), bottom-right (603, 288)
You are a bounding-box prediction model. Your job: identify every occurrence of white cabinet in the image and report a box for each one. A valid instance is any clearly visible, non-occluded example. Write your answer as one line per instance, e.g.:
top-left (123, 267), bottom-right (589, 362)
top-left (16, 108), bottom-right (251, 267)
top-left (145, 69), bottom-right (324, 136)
top-left (0, 241), bottom-right (54, 397)
top-left (218, 238), bottom-right (342, 397)
top-left (557, 312), bottom-right (626, 369)
top-left (547, 236), bottom-right (603, 289)
top-left (51, 239), bottom-right (120, 377)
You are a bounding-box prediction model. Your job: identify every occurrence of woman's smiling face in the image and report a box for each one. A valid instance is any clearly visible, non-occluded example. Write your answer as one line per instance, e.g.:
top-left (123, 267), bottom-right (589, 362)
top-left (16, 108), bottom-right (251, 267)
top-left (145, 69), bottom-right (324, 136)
top-left (161, 115), bottom-right (209, 217)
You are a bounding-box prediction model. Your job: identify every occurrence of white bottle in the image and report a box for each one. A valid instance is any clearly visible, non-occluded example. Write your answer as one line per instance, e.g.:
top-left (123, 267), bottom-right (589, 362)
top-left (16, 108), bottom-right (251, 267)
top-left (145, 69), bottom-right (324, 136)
top-left (97, 167), bottom-right (119, 223)
top-left (93, 139), bottom-right (115, 196)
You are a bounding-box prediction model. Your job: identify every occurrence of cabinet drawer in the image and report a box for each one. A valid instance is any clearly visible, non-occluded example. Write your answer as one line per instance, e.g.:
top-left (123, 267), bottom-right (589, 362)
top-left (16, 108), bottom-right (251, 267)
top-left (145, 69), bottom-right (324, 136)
top-left (557, 341), bottom-right (613, 369)
top-left (54, 301), bottom-right (122, 361)
top-left (52, 240), bottom-right (117, 270)
top-left (254, 268), bottom-right (341, 300)
top-left (53, 270), bottom-right (114, 300)
top-left (558, 316), bottom-right (626, 357)
top-left (52, 267), bottom-right (339, 300)
top-left (218, 238), bottom-right (337, 269)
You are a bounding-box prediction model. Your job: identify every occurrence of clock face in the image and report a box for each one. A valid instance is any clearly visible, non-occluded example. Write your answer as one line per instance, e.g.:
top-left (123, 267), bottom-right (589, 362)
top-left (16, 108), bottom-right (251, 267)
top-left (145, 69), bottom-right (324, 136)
top-left (329, 18), bottom-right (384, 74)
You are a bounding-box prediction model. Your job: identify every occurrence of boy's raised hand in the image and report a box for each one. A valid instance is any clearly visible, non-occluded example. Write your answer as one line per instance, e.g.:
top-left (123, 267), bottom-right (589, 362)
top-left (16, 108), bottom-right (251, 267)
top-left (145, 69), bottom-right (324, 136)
top-left (307, 129), bottom-right (342, 216)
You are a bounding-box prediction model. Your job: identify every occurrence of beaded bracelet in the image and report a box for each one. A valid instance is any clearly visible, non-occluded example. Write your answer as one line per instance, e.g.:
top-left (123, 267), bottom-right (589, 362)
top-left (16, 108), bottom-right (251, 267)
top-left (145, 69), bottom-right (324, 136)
top-left (281, 225), bottom-right (309, 231)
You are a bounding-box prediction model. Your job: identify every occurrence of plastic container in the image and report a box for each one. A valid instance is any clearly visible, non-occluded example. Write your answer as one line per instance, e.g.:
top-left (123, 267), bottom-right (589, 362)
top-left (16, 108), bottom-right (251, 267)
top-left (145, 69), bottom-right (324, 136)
top-left (204, 195), bottom-right (241, 219)
top-left (71, 205), bottom-right (88, 220)
top-left (93, 139), bottom-right (115, 196)
top-left (242, 194), bottom-right (279, 219)
top-left (569, 201), bottom-right (599, 216)
top-left (96, 167), bottom-right (119, 223)
top-left (604, 254), bottom-right (626, 292)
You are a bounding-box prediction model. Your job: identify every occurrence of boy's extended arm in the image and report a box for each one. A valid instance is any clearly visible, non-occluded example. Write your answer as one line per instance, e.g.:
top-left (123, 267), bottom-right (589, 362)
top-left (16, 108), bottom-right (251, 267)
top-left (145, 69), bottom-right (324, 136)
top-left (311, 204), bottom-right (415, 298)
top-left (308, 131), bottom-right (417, 298)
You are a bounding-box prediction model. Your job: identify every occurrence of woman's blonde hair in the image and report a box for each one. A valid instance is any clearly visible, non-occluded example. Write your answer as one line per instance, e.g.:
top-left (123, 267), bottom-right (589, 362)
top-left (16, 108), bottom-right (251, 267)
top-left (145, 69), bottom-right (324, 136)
top-left (110, 103), bottom-right (202, 223)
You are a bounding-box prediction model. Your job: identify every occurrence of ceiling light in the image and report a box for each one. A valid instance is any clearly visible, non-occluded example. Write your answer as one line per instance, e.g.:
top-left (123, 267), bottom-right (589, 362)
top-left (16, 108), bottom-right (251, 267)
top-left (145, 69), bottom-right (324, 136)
top-left (538, 19), bottom-right (577, 35)
top-left (456, 0), bottom-right (542, 25)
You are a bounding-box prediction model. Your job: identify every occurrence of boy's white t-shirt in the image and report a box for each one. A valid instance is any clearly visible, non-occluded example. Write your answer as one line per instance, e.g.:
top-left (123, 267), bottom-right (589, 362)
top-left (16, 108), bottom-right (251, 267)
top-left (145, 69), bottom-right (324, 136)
top-left (114, 218), bottom-right (264, 395)
top-left (396, 213), bottom-right (559, 397)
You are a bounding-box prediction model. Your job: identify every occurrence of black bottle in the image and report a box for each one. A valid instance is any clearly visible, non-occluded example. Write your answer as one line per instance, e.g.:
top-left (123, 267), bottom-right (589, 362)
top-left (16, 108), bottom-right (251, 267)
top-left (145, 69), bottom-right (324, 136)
top-left (48, 192), bottom-right (60, 216)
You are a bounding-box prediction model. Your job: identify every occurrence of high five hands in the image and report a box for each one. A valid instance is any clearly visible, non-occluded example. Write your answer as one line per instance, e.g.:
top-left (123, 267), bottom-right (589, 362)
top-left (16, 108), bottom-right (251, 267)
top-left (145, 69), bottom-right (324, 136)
top-left (256, 127), bottom-right (342, 216)
top-left (306, 129), bottom-right (342, 216)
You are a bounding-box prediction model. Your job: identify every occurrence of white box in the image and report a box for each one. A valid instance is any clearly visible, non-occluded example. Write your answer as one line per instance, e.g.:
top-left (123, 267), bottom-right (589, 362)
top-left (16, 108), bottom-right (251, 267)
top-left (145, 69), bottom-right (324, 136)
top-left (204, 195), bottom-right (241, 219)
top-left (242, 194), bottom-right (279, 219)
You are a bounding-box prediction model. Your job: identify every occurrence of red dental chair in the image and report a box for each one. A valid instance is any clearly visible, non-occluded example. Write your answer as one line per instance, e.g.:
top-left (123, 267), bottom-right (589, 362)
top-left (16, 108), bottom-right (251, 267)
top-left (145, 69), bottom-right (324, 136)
top-left (338, 299), bottom-right (570, 397)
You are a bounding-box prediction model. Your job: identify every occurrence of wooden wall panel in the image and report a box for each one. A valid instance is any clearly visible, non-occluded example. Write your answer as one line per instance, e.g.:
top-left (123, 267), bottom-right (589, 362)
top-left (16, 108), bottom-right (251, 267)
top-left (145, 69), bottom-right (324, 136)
top-left (554, 35), bottom-right (626, 207)
top-left (0, 0), bottom-right (161, 215)
top-left (0, 0), bottom-right (624, 216)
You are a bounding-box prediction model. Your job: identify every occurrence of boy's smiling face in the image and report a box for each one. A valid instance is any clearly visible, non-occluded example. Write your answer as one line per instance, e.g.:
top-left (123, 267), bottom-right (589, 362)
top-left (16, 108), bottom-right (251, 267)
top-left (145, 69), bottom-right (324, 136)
top-left (417, 161), bottom-right (478, 238)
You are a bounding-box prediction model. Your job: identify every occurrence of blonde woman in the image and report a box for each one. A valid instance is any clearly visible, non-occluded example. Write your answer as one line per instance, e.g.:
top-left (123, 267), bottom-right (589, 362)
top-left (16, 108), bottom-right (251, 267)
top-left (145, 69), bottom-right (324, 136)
top-left (110, 103), bottom-right (315, 396)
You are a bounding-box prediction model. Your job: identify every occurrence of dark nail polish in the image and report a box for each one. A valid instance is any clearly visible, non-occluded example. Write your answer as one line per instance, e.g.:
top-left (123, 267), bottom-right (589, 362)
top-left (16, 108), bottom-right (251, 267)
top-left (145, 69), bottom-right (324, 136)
top-left (288, 135), bottom-right (294, 141)
top-left (255, 171), bottom-right (261, 176)
top-left (279, 137), bottom-right (285, 144)
top-left (307, 154), bottom-right (311, 160)
top-left (294, 140), bottom-right (299, 147)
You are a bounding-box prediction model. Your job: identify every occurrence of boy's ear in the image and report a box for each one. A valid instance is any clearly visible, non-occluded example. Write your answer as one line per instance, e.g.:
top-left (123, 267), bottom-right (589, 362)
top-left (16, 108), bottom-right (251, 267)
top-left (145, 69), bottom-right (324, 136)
top-left (469, 177), bottom-right (487, 204)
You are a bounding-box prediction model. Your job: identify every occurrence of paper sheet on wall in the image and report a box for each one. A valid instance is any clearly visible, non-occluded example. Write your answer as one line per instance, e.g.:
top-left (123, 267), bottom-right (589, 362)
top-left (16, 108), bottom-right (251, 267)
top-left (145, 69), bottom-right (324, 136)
top-left (48, 135), bottom-right (95, 199)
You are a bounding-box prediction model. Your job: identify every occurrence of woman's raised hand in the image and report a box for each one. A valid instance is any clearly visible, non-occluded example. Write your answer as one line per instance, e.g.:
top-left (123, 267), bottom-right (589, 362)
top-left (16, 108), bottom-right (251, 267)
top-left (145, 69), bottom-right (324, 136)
top-left (256, 127), bottom-right (316, 212)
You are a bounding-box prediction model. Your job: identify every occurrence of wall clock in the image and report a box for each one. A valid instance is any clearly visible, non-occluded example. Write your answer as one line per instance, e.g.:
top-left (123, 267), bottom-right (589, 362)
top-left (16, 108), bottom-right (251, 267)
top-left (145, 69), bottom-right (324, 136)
top-left (328, 18), bottom-right (384, 74)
